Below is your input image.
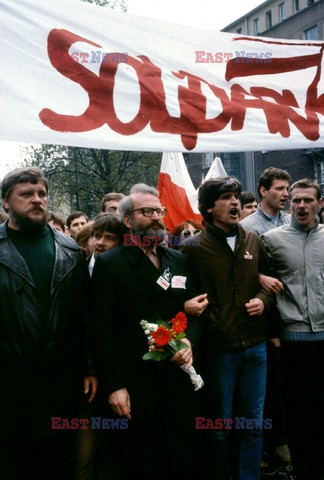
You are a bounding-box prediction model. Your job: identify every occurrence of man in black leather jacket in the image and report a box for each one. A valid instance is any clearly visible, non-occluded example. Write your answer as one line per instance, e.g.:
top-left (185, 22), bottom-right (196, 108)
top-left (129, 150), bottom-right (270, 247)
top-left (0, 167), bottom-right (95, 480)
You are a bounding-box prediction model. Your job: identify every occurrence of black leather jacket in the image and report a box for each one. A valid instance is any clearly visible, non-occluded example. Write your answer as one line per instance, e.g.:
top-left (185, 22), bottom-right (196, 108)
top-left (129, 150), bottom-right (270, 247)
top-left (0, 222), bottom-right (90, 438)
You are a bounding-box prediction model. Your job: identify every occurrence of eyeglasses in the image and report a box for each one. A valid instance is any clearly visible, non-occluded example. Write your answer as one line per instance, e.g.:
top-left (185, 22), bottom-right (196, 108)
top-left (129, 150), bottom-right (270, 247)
top-left (182, 229), bottom-right (200, 238)
top-left (130, 207), bottom-right (167, 217)
top-left (105, 206), bottom-right (118, 212)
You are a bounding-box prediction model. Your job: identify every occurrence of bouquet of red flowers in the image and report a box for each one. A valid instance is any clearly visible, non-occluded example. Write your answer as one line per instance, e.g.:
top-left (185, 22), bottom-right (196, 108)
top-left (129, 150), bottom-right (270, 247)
top-left (140, 312), bottom-right (204, 390)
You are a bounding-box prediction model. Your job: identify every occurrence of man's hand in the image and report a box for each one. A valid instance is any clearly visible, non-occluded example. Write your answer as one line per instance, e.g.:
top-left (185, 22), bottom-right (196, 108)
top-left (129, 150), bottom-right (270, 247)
top-left (184, 293), bottom-right (208, 316)
top-left (108, 388), bottom-right (131, 420)
top-left (171, 337), bottom-right (192, 370)
top-left (83, 375), bottom-right (98, 403)
top-left (269, 338), bottom-right (281, 347)
top-left (245, 298), bottom-right (265, 316)
top-left (259, 274), bottom-right (284, 293)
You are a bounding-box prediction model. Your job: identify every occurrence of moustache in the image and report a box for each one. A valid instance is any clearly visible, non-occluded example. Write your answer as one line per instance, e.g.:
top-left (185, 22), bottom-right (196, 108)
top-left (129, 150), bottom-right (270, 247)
top-left (28, 207), bottom-right (45, 212)
top-left (147, 221), bottom-right (165, 229)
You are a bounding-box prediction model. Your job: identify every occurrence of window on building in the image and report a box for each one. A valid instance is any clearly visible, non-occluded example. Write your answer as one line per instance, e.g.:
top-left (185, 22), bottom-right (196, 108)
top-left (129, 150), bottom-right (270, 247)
top-left (315, 160), bottom-right (324, 187)
top-left (266, 10), bottom-right (272, 29)
top-left (236, 27), bottom-right (242, 34)
top-left (221, 153), bottom-right (240, 179)
top-left (202, 153), bottom-right (213, 169)
top-left (292, 0), bottom-right (299, 13)
top-left (254, 18), bottom-right (260, 35)
top-left (304, 25), bottom-right (318, 39)
top-left (279, 2), bottom-right (285, 21)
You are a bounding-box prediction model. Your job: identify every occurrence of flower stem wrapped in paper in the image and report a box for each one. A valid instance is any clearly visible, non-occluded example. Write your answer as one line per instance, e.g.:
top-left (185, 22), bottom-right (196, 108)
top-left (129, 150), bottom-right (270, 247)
top-left (140, 312), bottom-right (204, 391)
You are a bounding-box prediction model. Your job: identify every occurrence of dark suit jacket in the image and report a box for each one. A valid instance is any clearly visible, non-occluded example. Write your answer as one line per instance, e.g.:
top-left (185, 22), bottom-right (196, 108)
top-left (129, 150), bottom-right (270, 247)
top-left (91, 243), bottom-right (202, 473)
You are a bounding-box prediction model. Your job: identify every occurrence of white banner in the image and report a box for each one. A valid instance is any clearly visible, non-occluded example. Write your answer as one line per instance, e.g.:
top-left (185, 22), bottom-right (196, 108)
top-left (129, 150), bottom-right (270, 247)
top-left (1, 0), bottom-right (324, 152)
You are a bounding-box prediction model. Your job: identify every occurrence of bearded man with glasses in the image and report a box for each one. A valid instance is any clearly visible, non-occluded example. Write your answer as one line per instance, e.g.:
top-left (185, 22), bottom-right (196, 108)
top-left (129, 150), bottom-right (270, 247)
top-left (91, 183), bottom-right (208, 480)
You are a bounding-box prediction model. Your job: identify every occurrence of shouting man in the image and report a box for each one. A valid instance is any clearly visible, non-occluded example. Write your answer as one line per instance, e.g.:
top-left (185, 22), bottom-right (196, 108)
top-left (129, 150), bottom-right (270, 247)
top-left (183, 177), bottom-right (273, 480)
top-left (262, 178), bottom-right (324, 480)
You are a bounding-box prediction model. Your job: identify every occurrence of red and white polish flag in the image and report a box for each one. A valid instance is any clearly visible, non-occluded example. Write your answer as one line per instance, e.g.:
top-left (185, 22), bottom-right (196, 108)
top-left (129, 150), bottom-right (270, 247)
top-left (158, 153), bottom-right (227, 230)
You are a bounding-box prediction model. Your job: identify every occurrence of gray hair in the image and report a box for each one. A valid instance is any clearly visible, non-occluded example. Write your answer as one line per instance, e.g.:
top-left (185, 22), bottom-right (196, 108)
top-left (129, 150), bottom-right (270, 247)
top-left (119, 183), bottom-right (159, 219)
top-left (129, 183), bottom-right (158, 196)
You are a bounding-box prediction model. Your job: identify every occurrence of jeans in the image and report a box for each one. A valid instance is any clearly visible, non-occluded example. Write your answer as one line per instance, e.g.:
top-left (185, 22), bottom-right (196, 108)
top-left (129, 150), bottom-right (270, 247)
top-left (206, 341), bottom-right (267, 480)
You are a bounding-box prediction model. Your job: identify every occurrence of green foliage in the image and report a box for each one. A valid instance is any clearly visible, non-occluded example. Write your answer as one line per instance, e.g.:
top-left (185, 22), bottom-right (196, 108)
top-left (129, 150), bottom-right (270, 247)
top-left (175, 332), bottom-right (186, 340)
top-left (168, 339), bottom-right (189, 353)
top-left (142, 340), bottom-right (189, 361)
top-left (22, 144), bottom-right (161, 218)
top-left (143, 350), bottom-right (171, 361)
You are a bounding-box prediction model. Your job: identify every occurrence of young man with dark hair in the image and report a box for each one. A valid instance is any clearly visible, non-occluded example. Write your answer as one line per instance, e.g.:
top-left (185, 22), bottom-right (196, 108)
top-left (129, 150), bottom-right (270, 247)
top-left (241, 167), bottom-right (291, 235)
top-left (87, 213), bottom-right (126, 276)
top-left (257, 167), bottom-right (291, 194)
top-left (239, 191), bottom-right (257, 220)
top-left (262, 178), bottom-right (324, 480)
top-left (183, 177), bottom-right (273, 480)
top-left (67, 211), bottom-right (89, 239)
top-left (92, 213), bottom-right (126, 255)
top-left (0, 167), bottom-right (95, 480)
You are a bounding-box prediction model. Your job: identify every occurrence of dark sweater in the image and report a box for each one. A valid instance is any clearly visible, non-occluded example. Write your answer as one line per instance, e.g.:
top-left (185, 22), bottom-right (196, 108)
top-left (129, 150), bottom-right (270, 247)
top-left (7, 225), bottom-right (55, 328)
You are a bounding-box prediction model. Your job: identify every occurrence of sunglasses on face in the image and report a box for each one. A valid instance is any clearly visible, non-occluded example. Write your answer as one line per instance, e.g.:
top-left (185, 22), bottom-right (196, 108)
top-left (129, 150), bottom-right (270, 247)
top-left (182, 229), bottom-right (200, 237)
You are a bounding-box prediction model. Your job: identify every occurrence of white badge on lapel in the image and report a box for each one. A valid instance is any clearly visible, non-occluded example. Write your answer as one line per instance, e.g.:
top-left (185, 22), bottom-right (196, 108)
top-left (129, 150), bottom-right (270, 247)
top-left (156, 276), bottom-right (170, 290)
top-left (171, 276), bottom-right (187, 289)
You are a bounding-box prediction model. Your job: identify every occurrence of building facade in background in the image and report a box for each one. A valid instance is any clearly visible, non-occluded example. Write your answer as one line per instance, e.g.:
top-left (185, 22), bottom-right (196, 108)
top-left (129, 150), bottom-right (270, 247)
top-left (216, 0), bottom-right (324, 195)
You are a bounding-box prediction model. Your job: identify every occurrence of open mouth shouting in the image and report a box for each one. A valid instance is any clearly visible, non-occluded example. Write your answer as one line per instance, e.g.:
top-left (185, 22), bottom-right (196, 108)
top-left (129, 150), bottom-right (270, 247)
top-left (296, 210), bottom-right (307, 220)
top-left (229, 207), bottom-right (239, 218)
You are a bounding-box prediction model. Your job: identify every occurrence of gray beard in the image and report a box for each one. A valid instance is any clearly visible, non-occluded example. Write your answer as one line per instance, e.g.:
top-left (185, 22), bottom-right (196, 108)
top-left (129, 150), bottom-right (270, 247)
top-left (131, 227), bottom-right (166, 246)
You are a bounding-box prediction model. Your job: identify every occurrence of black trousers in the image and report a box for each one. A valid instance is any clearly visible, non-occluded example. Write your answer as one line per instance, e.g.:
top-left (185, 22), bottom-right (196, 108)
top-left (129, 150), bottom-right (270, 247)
top-left (281, 340), bottom-right (324, 480)
top-left (0, 434), bottom-right (75, 480)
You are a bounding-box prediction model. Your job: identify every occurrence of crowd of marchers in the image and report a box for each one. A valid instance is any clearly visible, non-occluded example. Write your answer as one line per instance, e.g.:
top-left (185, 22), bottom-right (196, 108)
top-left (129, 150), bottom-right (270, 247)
top-left (0, 166), bottom-right (323, 480)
